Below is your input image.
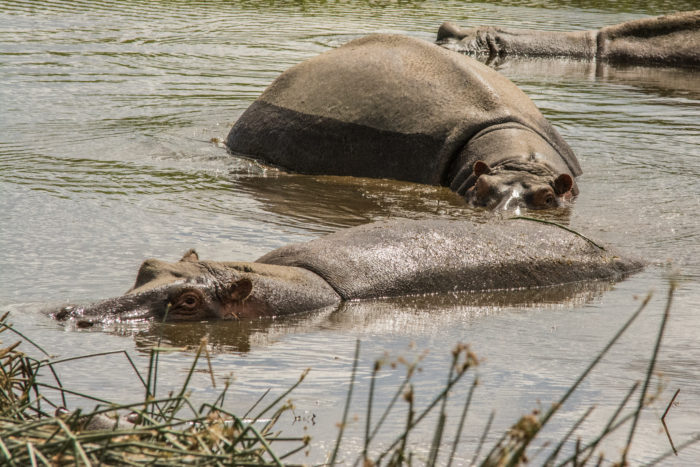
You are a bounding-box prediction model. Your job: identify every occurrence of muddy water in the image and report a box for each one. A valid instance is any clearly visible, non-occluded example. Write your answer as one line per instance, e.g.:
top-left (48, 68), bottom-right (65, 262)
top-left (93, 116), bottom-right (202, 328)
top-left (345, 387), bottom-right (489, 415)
top-left (1, 1), bottom-right (699, 463)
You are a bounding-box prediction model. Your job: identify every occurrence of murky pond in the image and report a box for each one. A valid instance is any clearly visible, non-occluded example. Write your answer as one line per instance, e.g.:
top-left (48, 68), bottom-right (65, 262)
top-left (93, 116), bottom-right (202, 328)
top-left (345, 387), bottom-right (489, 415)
top-left (1, 0), bottom-right (699, 463)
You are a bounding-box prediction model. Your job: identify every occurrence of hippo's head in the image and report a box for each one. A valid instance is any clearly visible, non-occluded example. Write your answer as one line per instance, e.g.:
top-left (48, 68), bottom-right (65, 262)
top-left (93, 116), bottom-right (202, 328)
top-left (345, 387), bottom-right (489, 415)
top-left (447, 123), bottom-right (580, 212)
top-left (463, 160), bottom-right (574, 211)
top-left (53, 250), bottom-right (341, 326)
top-left (54, 250), bottom-right (257, 324)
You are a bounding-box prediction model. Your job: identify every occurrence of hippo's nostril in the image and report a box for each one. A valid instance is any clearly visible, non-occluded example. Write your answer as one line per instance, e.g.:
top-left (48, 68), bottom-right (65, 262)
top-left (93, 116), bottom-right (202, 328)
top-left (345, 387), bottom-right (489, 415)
top-left (76, 320), bottom-right (95, 328)
top-left (54, 306), bottom-right (75, 321)
top-left (499, 189), bottom-right (522, 210)
top-left (126, 412), bottom-right (142, 424)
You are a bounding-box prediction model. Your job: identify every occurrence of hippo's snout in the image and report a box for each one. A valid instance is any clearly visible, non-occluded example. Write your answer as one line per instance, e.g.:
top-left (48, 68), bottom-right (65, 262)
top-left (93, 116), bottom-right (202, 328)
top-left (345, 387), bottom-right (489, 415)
top-left (52, 305), bottom-right (101, 328)
top-left (52, 288), bottom-right (170, 325)
top-left (464, 160), bottom-right (574, 212)
top-left (53, 305), bottom-right (77, 321)
top-left (51, 271), bottom-right (260, 324)
top-left (494, 188), bottom-right (526, 214)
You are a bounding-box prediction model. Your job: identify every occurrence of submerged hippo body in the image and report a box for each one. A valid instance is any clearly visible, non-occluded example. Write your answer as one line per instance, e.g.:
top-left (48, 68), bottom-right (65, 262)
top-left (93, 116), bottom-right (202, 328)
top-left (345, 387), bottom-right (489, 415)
top-left (55, 219), bottom-right (642, 323)
top-left (227, 34), bottom-right (581, 210)
top-left (437, 11), bottom-right (700, 68)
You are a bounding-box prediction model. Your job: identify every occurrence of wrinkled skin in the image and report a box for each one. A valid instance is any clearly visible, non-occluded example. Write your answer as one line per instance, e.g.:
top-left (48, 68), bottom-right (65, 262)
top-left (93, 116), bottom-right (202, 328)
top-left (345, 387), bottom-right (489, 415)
top-left (436, 11), bottom-right (700, 68)
top-left (463, 160), bottom-right (573, 211)
top-left (54, 249), bottom-right (341, 325)
top-left (445, 123), bottom-right (578, 210)
top-left (53, 219), bottom-right (643, 323)
top-left (227, 34), bottom-right (581, 212)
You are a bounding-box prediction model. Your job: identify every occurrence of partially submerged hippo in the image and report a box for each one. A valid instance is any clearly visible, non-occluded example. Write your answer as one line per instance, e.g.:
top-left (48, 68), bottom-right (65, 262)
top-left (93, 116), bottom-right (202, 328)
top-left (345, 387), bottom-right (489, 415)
top-left (227, 34), bottom-right (581, 211)
top-left (437, 11), bottom-right (700, 68)
top-left (54, 219), bottom-right (642, 323)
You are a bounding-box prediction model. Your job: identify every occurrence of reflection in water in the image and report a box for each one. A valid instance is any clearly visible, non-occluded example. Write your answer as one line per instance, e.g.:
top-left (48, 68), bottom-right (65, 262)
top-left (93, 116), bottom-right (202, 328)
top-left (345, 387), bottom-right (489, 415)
top-left (488, 57), bottom-right (700, 99)
top-left (232, 170), bottom-right (478, 232)
top-left (593, 64), bottom-right (700, 99)
top-left (130, 307), bottom-right (339, 354)
top-left (76, 280), bottom-right (614, 353)
top-left (231, 169), bottom-right (576, 231)
top-left (463, 0), bottom-right (699, 13)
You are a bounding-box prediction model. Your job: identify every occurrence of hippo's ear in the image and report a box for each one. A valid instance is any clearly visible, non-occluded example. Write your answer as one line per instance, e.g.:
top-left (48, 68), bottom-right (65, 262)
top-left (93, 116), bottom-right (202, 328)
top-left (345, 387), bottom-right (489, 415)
top-left (179, 249), bottom-right (199, 262)
top-left (227, 278), bottom-right (253, 303)
top-left (473, 160), bottom-right (491, 177)
top-left (554, 174), bottom-right (573, 195)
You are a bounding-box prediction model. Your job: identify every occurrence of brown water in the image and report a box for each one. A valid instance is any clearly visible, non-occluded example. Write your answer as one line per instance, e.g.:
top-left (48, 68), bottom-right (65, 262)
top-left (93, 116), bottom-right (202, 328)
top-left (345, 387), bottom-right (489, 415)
top-left (1, 1), bottom-right (699, 464)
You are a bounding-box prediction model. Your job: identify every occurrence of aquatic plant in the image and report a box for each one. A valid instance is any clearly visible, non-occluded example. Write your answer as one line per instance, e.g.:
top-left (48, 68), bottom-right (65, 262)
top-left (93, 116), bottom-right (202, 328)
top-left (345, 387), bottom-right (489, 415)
top-left (0, 285), bottom-right (691, 465)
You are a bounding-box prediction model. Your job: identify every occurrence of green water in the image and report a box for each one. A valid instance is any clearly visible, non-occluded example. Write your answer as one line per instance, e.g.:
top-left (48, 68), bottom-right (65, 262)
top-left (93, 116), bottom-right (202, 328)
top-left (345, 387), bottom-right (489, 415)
top-left (1, 1), bottom-right (699, 463)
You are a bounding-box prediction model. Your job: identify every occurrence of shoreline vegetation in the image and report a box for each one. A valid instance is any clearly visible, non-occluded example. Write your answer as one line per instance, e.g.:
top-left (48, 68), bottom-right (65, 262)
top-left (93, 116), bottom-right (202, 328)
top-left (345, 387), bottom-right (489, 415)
top-left (0, 285), bottom-right (692, 465)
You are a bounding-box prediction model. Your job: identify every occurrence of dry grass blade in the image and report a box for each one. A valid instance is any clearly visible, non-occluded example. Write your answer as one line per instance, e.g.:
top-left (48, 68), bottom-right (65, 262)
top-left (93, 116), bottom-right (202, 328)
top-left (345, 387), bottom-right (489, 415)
top-left (447, 376), bottom-right (479, 467)
top-left (0, 286), bottom-right (685, 466)
top-left (661, 388), bottom-right (680, 456)
top-left (373, 343), bottom-right (477, 465)
top-left (622, 282), bottom-right (675, 463)
top-left (329, 339), bottom-right (361, 466)
top-left (482, 291), bottom-right (654, 466)
top-left (0, 315), bottom-right (307, 466)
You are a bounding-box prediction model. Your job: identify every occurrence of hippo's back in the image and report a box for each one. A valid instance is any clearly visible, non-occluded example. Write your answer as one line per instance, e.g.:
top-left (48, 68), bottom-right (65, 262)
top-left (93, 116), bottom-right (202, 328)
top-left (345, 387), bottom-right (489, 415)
top-left (256, 219), bottom-right (642, 300)
top-left (227, 34), bottom-right (577, 185)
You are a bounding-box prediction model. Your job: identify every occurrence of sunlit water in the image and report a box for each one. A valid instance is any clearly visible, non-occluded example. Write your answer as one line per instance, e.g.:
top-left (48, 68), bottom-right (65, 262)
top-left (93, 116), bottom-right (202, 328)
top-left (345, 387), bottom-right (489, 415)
top-left (1, 1), bottom-right (699, 464)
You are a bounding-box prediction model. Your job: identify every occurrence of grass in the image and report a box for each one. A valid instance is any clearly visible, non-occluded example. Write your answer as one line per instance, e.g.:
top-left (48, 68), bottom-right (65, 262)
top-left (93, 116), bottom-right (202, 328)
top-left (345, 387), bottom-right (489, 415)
top-left (0, 311), bottom-right (309, 466)
top-left (0, 284), bottom-right (693, 465)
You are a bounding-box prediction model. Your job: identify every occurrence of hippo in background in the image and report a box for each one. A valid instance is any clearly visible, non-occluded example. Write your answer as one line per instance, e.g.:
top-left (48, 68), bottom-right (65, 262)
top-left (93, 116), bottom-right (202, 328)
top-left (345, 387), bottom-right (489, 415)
top-left (437, 11), bottom-right (700, 68)
top-left (227, 34), bottom-right (581, 212)
top-left (53, 219), bottom-right (642, 324)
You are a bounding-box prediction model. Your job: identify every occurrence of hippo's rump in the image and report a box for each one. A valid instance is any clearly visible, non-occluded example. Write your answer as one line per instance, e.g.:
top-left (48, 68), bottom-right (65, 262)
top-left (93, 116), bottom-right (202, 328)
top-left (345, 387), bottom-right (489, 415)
top-left (227, 34), bottom-right (579, 185)
top-left (256, 219), bottom-right (641, 300)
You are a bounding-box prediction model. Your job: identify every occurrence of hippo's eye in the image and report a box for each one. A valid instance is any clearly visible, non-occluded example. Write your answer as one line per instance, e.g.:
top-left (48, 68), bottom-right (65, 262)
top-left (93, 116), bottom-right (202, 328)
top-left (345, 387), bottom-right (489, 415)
top-left (531, 188), bottom-right (557, 209)
top-left (172, 290), bottom-right (202, 314)
top-left (184, 295), bottom-right (197, 306)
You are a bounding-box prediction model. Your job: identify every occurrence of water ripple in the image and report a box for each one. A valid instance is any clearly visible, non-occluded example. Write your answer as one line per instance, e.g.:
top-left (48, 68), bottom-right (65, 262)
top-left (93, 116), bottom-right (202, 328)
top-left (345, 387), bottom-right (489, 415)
top-left (2, 2), bottom-right (700, 464)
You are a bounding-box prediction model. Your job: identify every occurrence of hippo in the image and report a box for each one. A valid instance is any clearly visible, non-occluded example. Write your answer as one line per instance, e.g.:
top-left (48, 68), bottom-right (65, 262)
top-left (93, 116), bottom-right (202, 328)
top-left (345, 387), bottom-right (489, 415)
top-left (227, 34), bottom-right (581, 211)
top-left (437, 11), bottom-right (700, 68)
top-left (53, 219), bottom-right (642, 323)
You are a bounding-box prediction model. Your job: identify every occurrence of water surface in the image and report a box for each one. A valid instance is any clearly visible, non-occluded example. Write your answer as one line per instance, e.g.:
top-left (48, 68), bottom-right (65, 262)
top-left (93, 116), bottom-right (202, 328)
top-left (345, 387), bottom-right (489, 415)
top-left (1, 1), bottom-right (699, 463)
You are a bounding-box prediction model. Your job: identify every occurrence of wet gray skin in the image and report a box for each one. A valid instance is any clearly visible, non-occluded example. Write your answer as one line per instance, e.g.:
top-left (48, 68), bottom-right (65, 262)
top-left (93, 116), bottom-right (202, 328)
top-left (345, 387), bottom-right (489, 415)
top-left (54, 249), bottom-right (341, 325)
top-left (53, 219), bottom-right (643, 324)
top-left (227, 34), bottom-right (581, 212)
top-left (461, 160), bottom-right (574, 212)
